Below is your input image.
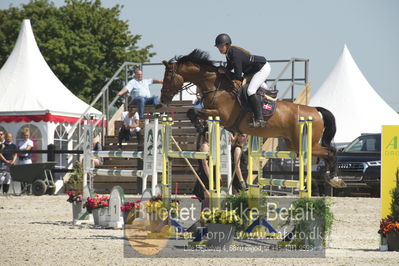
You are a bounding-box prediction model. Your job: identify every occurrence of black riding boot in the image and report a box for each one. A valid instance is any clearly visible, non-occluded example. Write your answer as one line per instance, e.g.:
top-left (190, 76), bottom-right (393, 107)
top-left (248, 94), bottom-right (266, 128)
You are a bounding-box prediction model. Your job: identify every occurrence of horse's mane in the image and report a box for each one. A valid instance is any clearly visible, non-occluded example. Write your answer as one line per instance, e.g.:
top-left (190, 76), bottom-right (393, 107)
top-left (174, 49), bottom-right (216, 68)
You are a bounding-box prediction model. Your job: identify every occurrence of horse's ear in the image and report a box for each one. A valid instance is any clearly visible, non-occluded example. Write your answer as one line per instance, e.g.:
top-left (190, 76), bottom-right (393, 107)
top-left (162, 60), bottom-right (169, 67)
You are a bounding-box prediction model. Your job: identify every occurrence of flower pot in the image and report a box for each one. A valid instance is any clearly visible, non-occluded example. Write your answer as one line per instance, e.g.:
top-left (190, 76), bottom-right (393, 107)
top-left (123, 211), bottom-right (129, 224)
top-left (92, 209), bottom-right (100, 225)
top-left (123, 210), bottom-right (136, 224)
top-left (295, 217), bottom-right (324, 250)
top-left (147, 212), bottom-right (164, 232)
top-left (72, 201), bottom-right (83, 221)
top-left (92, 208), bottom-right (108, 226)
top-left (387, 231), bottom-right (399, 251)
top-left (206, 223), bottom-right (236, 248)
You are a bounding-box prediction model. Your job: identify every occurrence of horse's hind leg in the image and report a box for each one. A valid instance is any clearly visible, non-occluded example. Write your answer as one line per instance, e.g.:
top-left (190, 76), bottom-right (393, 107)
top-left (312, 143), bottom-right (336, 175)
top-left (312, 143), bottom-right (345, 188)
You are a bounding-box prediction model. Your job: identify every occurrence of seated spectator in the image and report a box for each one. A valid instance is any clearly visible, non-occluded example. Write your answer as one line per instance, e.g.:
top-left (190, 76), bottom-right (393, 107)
top-left (118, 106), bottom-right (143, 149)
top-left (0, 133), bottom-right (17, 195)
top-left (193, 88), bottom-right (204, 109)
top-left (79, 134), bottom-right (103, 168)
top-left (117, 69), bottom-right (163, 119)
top-left (92, 135), bottom-right (103, 168)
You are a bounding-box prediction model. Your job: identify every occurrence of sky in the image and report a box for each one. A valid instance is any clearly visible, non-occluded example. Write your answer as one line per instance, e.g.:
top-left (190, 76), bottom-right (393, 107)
top-left (1, 0), bottom-right (399, 110)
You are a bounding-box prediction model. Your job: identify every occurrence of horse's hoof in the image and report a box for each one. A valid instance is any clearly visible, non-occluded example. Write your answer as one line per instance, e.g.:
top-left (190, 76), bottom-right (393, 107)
top-left (327, 176), bottom-right (347, 188)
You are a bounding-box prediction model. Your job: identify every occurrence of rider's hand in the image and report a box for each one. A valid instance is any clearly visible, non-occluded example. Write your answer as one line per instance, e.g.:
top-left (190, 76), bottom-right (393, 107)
top-left (232, 80), bottom-right (242, 89)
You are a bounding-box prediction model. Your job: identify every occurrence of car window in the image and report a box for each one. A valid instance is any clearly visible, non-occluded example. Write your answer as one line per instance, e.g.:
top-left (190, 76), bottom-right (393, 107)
top-left (344, 135), bottom-right (381, 153)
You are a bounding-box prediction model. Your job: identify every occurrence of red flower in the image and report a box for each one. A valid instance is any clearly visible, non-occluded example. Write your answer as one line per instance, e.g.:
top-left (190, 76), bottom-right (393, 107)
top-left (120, 200), bottom-right (142, 212)
top-left (66, 190), bottom-right (82, 203)
top-left (379, 216), bottom-right (399, 236)
top-left (83, 195), bottom-right (110, 212)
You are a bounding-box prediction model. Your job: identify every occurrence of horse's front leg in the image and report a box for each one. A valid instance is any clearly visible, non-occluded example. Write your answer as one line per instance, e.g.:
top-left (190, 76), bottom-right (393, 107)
top-left (197, 108), bottom-right (220, 120)
top-left (186, 108), bottom-right (220, 133)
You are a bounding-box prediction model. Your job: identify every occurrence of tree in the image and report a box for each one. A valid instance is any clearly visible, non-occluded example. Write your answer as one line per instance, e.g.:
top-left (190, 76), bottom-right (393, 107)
top-left (0, 0), bottom-right (154, 103)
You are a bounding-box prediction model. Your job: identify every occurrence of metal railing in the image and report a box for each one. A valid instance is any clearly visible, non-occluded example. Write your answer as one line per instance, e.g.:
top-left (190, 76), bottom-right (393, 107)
top-left (266, 58), bottom-right (309, 102)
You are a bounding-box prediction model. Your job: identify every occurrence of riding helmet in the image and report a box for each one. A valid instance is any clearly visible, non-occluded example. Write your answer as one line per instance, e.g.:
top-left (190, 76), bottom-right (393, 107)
top-left (214, 33), bottom-right (232, 46)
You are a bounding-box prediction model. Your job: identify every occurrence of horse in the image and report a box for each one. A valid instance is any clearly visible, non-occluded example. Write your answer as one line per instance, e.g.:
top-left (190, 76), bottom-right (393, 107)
top-left (160, 49), bottom-right (345, 188)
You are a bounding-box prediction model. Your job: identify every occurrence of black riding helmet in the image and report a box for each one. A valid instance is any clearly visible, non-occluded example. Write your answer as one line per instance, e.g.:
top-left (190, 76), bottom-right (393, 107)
top-left (214, 33), bottom-right (232, 46)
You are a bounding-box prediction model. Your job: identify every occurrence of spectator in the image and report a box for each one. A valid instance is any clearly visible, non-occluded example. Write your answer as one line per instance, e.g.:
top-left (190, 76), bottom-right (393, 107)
top-left (92, 135), bottom-right (103, 168)
top-left (193, 87), bottom-right (204, 109)
top-left (0, 130), bottom-right (5, 144)
top-left (118, 106), bottom-right (143, 149)
top-left (0, 130), bottom-right (6, 194)
top-left (117, 69), bottom-right (163, 119)
top-left (17, 128), bottom-right (34, 193)
top-left (17, 128), bottom-right (33, 165)
top-left (231, 133), bottom-right (248, 193)
top-left (79, 134), bottom-right (103, 168)
top-left (192, 123), bottom-right (210, 202)
top-left (0, 133), bottom-right (17, 195)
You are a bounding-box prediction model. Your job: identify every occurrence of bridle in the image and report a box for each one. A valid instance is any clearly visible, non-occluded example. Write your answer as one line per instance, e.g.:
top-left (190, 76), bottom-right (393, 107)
top-left (165, 63), bottom-right (195, 97)
top-left (164, 62), bottom-right (224, 106)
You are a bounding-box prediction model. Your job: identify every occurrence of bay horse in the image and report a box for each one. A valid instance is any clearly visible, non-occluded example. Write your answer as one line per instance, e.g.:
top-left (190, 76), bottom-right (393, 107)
top-left (160, 49), bottom-right (345, 188)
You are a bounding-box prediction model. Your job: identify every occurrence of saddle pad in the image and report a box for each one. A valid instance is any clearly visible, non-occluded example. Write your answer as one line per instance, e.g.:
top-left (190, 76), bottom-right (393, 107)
top-left (261, 100), bottom-right (276, 116)
top-left (237, 85), bottom-right (277, 117)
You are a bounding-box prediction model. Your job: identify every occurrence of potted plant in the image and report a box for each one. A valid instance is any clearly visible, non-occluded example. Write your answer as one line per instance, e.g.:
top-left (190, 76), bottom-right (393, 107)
top-left (64, 162), bottom-right (83, 193)
top-left (145, 195), bottom-right (180, 231)
top-left (284, 197), bottom-right (334, 250)
top-left (66, 190), bottom-right (83, 220)
top-left (201, 208), bottom-right (242, 248)
top-left (379, 179), bottom-right (399, 251)
top-left (121, 200), bottom-right (141, 224)
top-left (83, 194), bottom-right (110, 225)
top-left (67, 190), bottom-right (82, 203)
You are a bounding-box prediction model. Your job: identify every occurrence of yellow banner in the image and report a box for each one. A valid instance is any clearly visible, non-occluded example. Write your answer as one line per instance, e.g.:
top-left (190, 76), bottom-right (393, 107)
top-left (381, 126), bottom-right (399, 219)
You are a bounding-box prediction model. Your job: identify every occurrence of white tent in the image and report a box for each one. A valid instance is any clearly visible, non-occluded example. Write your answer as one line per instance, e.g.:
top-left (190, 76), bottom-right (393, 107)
top-left (0, 19), bottom-right (99, 120)
top-left (0, 19), bottom-right (100, 170)
top-left (310, 45), bottom-right (399, 145)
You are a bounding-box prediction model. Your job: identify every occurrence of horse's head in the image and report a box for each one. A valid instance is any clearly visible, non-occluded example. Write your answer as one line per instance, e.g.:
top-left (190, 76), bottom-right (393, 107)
top-left (160, 60), bottom-right (184, 104)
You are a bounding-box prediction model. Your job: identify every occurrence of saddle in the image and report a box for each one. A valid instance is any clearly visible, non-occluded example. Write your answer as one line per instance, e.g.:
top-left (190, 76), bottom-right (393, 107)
top-left (242, 75), bottom-right (278, 101)
top-left (237, 84), bottom-right (278, 117)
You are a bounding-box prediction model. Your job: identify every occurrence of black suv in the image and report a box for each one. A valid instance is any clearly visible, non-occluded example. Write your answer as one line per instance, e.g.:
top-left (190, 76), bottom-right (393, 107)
top-left (334, 133), bottom-right (381, 196)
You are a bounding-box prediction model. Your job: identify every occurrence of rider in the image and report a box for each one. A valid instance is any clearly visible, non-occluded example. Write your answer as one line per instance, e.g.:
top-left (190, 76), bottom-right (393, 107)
top-left (215, 33), bottom-right (271, 128)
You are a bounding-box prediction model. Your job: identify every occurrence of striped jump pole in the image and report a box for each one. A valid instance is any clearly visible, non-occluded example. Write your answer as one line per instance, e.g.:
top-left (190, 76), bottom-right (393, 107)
top-left (88, 168), bottom-right (143, 178)
top-left (91, 151), bottom-right (143, 159)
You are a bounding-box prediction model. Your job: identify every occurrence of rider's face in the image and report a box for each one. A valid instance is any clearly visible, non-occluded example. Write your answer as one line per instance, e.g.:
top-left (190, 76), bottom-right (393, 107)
top-left (217, 44), bottom-right (228, 54)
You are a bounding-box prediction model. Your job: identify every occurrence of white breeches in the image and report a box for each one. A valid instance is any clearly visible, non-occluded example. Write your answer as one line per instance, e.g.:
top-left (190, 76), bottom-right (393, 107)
top-left (18, 159), bottom-right (32, 165)
top-left (247, 62), bottom-right (271, 96)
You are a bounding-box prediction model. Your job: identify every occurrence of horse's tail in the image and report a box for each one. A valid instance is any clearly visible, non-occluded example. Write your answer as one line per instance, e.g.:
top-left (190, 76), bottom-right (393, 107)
top-left (316, 106), bottom-right (336, 154)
